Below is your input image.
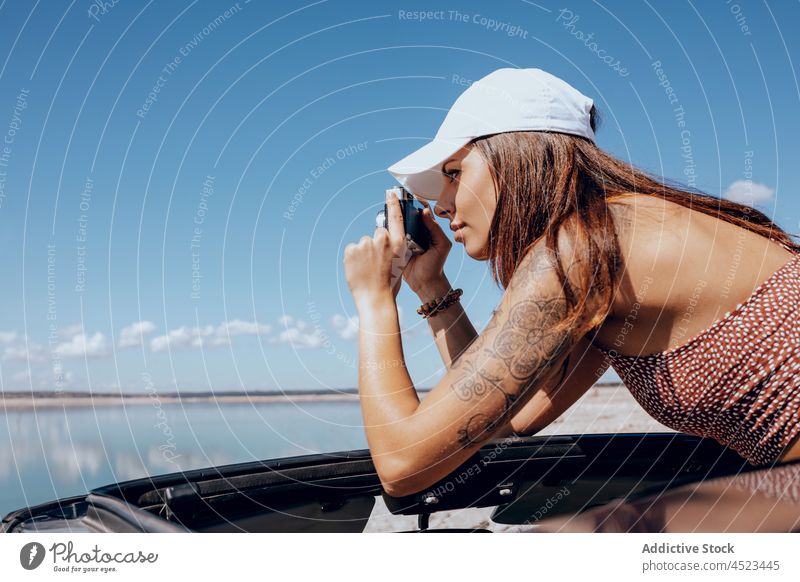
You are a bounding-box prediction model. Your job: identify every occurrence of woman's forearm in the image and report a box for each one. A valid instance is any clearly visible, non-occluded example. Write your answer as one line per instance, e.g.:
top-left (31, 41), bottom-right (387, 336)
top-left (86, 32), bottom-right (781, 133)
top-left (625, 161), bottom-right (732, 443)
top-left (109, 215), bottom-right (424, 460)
top-left (416, 276), bottom-right (479, 369)
top-left (417, 276), bottom-right (520, 439)
top-left (355, 292), bottom-right (420, 482)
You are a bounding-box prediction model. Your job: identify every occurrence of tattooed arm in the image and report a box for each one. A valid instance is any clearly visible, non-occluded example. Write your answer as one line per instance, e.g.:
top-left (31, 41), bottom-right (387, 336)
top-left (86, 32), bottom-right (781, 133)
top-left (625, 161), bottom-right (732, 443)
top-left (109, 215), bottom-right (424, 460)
top-left (361, 242), bottom-right (604, 497)
top-left (492, 336), bottom-right (609, 438)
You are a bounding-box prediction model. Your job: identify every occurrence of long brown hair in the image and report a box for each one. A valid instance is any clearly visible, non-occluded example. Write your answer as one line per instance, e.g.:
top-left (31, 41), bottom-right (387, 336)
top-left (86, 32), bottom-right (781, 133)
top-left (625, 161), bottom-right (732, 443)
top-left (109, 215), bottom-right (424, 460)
top-left (471, 105), bottom-right (799, 334)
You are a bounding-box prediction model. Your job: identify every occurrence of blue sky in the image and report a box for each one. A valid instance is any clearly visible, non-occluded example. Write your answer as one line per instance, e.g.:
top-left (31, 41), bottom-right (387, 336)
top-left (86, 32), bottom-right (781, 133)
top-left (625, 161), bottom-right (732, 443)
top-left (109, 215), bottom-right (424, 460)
top-left (0, 0), bottom-right (797, 393)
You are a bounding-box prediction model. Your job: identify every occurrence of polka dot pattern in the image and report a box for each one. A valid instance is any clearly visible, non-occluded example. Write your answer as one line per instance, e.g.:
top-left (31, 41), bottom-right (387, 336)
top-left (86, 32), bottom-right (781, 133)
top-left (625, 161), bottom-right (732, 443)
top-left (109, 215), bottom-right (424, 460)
top-left (597, 253), bottom-right (800, 466)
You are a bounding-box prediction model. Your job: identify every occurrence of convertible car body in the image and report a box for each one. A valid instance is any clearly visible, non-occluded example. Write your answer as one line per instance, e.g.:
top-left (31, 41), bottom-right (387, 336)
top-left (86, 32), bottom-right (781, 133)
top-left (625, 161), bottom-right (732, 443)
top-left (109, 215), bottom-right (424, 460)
top-left (3, 432), bottom-right (799, 533)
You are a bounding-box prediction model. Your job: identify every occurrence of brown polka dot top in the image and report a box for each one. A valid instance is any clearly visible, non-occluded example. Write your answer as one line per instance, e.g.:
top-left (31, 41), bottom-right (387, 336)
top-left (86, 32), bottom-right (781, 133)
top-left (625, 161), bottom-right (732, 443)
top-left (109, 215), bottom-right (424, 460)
top-left (595, 253), bottom-right (800, 467)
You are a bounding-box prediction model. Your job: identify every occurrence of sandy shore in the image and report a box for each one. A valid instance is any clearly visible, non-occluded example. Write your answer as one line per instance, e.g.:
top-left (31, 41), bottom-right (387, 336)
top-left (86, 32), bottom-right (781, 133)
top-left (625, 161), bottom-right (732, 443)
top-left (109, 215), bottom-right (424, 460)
top-left (364, 384), bottom-right (674, 532)
top-left (0, 383), bottom-right (655, 415)
top-left (0, 392), bottom-right (363, 409)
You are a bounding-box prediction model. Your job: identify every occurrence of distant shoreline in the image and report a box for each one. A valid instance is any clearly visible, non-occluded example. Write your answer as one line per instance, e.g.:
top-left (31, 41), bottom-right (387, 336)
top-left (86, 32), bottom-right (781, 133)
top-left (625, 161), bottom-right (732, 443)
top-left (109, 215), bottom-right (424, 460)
top-left (1, 384), bottom-right (624, 410)
top-left (1, 395), bottom-right (366, 409)
top-left (1, 391), bottom-right (375, 409)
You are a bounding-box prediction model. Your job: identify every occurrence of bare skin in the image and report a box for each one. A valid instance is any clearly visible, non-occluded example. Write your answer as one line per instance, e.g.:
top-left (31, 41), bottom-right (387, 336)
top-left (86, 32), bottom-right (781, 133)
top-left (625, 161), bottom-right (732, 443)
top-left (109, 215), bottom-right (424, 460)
top-left (346, 189), bottom-right (600, 496)
top-left (596, 194), bottom-right (795, 356)
top-left (344, 143), bottom-right (800, 497)
top-left (600, 195), bottom-right (800, 462)
top-left (415, 144), bottom-right (800, 463)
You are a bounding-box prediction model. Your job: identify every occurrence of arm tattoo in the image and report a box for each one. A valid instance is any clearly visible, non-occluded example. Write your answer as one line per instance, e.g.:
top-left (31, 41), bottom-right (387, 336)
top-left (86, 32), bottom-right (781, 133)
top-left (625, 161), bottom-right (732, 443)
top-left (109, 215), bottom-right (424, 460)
top-left (449, 250), bottom-right (575, 449)
top-left (450, 306), bottom-right (503, 371)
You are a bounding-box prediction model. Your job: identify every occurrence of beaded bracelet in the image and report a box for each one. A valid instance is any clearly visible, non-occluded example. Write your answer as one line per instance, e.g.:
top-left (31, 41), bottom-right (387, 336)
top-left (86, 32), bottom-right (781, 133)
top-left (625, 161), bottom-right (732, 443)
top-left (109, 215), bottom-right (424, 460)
top-left (428, 289), bottom-right (462, 318)
top-left (417, 288), bottom-right (463, 319)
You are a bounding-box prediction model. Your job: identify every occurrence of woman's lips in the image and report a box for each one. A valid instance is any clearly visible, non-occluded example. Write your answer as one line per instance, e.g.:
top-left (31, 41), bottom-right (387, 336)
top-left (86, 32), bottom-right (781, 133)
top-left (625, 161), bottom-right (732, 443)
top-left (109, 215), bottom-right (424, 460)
top-left (454, 227), bottom-right (465, 242)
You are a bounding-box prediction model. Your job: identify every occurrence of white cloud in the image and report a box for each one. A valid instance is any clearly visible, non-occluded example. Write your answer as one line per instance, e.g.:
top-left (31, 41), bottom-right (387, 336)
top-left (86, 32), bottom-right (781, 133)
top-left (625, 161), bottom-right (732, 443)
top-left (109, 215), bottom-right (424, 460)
top-left (2, 338), bottom-right (46, 362)
top-left (151, 325), bottom-right (215, 352)
top-left (216, 319), bottom-right (271, 338)
top-left (277, 326), bottom-right (324, 349)
top-left (330, 314), bottom-right (359, 340)
top-left (150, 319), bottom-right (272, 352)
top-left (276, 314), bottom-right (310, 332)
top-left (55, 332), bottom-right (110, 358)
top-left (58, 323), bottom-right (85, 338)
top-left (0, 331), bottom-right (18, 344)
top-left (722, 180), bottom-right (774, 206)
top-left (328, 307), bottom-right (426, 340)
top-left (119, 321), bottom-right (157, 348)
top-left (273, 315), bottom-right (323, 349)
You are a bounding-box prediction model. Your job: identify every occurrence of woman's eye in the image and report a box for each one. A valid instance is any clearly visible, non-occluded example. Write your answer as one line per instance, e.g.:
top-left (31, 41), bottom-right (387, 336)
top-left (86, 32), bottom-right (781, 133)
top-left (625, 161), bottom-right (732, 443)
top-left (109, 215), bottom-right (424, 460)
top-left (444, 169), bottom-right (460, 182)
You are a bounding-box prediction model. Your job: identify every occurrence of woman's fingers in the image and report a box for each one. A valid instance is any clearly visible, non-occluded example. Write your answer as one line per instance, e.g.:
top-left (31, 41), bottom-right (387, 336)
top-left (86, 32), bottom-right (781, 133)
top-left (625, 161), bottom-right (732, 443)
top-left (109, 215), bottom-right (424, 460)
top-left (385, 189), bottom-right (406, 247)
top-left (422, 207), bottom-right (450, 245)
top-left (416, 196), bottom-right (431, 210)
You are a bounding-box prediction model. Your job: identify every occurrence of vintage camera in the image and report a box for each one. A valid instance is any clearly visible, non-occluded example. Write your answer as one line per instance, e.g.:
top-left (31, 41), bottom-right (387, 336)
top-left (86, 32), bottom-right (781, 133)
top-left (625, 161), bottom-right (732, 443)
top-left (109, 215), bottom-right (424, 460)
top-left (375, 186), bottom-right (431, 255)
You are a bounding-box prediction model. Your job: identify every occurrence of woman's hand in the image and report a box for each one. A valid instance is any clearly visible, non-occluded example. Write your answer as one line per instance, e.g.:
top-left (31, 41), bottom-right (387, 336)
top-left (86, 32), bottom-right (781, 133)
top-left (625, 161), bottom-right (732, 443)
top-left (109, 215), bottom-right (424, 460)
top-left (343, 189), bottom-right (412, 307)
top-left (401, 198), bottom-right (453, 296)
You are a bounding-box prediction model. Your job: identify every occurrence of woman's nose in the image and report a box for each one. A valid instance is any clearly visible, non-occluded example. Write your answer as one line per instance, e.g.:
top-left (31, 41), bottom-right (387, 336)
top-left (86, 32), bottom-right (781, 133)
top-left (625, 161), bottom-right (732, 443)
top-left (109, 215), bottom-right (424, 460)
top-left (433, 201), bottom-right (453, 220)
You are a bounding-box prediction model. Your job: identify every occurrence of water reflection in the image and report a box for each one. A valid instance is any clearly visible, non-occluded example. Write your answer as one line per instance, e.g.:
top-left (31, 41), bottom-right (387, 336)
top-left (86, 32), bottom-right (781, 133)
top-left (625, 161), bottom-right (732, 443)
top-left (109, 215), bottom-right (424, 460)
top-left (0, 401), bottom-right (366, 515)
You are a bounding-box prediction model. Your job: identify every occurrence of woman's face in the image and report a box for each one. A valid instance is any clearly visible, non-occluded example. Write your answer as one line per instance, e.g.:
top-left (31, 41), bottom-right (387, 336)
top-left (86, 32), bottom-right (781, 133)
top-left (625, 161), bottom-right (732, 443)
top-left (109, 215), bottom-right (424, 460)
top-left (432, 144), bottom-right (498, 260)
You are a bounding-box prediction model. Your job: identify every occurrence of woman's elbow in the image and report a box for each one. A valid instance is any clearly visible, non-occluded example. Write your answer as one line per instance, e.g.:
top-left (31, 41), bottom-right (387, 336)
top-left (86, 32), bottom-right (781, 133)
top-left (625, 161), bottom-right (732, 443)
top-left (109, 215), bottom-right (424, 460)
top-left (375, 458), bottom-right (428, 498)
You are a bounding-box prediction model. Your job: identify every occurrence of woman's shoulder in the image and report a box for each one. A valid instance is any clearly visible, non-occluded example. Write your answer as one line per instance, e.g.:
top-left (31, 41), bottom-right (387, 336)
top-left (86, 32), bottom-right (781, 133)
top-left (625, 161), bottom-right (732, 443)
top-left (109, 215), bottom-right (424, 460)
top-left (601, 192), bottom-right (797, 325)
top-left (504, 218), bottom-right (615, 332)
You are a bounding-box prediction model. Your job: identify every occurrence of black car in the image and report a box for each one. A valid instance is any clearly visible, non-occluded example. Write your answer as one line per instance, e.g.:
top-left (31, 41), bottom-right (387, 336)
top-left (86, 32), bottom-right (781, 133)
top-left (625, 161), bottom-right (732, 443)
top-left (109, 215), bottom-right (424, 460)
top-left (3, 432), bottom-right (798, 533)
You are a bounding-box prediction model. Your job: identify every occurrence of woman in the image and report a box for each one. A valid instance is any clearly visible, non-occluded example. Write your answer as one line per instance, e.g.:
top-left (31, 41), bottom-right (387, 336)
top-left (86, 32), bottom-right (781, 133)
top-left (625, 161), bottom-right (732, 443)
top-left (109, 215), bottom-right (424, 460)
top-left (343, 68), bottom-right (800, 498)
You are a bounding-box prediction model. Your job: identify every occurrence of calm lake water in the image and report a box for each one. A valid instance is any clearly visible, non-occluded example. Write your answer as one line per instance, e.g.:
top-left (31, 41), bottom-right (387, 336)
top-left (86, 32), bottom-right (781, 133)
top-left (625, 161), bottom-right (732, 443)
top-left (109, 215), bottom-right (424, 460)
top-left (0, 401), bottom-right (367, 516)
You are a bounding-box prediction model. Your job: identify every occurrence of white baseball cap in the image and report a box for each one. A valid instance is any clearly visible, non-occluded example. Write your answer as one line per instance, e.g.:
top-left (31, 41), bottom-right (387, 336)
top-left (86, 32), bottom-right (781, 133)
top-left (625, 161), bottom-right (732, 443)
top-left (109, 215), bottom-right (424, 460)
top-left (387, 67), bottom-right (595, 201)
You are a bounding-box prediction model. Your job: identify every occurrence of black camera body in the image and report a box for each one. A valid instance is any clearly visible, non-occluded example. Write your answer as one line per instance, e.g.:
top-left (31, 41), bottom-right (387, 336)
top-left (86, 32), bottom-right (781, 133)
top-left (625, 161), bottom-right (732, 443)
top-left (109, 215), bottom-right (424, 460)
top-left (375, 186), bottom-right (431, 255)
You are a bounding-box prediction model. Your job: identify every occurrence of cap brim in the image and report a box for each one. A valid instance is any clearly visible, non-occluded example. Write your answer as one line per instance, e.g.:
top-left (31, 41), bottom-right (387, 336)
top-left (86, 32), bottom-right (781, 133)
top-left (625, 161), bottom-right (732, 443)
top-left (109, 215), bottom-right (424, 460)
top-left (387, 136), bottom-right (471, 201)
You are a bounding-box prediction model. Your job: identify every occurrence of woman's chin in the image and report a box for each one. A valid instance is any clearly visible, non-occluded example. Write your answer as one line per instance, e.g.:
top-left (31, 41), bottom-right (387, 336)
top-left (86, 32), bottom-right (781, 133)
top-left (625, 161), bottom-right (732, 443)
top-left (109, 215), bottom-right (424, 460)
top-left (463, 240), bottom-right (489, 261)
